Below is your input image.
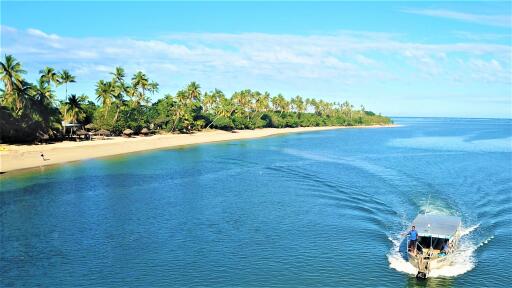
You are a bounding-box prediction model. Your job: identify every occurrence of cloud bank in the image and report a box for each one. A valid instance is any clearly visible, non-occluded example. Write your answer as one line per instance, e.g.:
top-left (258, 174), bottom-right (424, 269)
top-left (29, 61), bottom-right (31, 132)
top-left (1, 23), bottom-right (511, 118)
top-left (403, 8), bottom-right (512, 28)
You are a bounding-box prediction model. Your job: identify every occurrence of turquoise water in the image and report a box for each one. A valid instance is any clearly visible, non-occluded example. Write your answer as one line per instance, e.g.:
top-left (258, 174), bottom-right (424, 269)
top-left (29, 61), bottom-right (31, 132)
top-left (1, 118), bottom-right (511, 287)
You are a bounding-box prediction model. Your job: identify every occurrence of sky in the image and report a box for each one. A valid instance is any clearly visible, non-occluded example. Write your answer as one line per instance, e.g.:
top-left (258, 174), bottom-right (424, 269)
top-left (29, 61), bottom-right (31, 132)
top-left (1, 1), bottom-right (511, 118)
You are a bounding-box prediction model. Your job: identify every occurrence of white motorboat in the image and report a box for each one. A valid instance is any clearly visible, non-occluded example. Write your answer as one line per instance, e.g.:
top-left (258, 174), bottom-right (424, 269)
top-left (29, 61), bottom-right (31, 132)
top-left (406, 214), bottom-right (462, 278)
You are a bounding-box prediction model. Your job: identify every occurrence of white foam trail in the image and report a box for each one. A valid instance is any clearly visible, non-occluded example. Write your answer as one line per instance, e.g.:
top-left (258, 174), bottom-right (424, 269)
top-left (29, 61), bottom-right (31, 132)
top-left (387, 236), bottom-right (417, 275)
top-left (428, 240), bottom-right (475, 277)
top-left (388, 224), bottom-right (491, 278)
top-left (418, 199), bottom-right (453, 216)
top-left (460, 224), bottom-right (480, 237)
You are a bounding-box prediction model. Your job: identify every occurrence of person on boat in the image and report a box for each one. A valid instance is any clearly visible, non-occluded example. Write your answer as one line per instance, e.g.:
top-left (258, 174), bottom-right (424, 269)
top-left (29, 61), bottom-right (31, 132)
top-left (441, 241), bottom-right (449, 254)
top-left (407, 225), bottom-right (418, 254)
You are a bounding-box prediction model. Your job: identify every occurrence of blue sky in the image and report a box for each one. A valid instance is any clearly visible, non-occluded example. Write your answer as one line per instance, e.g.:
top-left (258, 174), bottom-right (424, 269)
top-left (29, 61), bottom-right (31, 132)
top-left (1, 1), bottom-right (511, 118)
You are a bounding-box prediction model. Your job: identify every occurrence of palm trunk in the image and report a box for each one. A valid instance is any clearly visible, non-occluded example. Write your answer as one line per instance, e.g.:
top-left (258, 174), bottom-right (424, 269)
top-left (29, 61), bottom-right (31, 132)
top-left (206, 114), bottom-right (221, 129)
top-left (172, 115), bottom-right (180, 132)
top-left (113, 106), bottom-right (120, 124)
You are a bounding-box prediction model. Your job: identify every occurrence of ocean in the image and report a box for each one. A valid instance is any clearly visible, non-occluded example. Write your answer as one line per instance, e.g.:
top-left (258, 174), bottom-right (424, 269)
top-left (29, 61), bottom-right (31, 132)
top-left (1, 118), bottom-right (511, 287)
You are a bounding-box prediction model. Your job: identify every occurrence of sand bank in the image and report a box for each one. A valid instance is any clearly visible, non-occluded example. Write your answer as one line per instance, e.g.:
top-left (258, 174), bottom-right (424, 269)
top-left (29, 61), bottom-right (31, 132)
top-left (0, 125), bottom-right (397, 174)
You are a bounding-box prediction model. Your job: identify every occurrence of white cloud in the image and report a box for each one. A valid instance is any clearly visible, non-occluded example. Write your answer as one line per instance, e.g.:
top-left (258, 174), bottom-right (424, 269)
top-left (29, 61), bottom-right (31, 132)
top-left (403, 8), bottom-right (511, 27)
top-left (452, 31), bottom-right (512, 41)
top-left (26, 28), bottom-right (60, 40)
top-left (0, 25), bottom-right (510, 93)
top-left (354, 54), bottom-right (376, 66)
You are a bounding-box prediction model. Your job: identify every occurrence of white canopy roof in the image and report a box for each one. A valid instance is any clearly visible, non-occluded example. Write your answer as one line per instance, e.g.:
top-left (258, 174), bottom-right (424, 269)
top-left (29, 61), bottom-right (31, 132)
top-left (412, 214), bottom-right (461, 239)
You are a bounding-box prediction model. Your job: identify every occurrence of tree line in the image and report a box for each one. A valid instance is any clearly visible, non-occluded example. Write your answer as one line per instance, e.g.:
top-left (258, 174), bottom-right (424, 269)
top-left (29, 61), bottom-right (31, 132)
top-left (0, 55), bottom-right (392, 142)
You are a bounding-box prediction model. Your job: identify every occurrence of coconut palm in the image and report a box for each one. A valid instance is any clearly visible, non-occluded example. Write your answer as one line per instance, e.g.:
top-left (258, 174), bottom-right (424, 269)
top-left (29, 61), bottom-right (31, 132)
top-left (232, 90), bottom-right (252, 118)
top-left (110, 81), bottom-right (126, 124)
top-left (34, 78), bottom-right (55, 107)
top-left (62, 94), bottom-right (86, 124)
top-left (254, 92), bottom-right (270, 119)
top-left (290, 96), bottom-right (304, 113)
top-left (202, 92), bottom-right (215, 113)
top-left (39, 66), bottom-right (60, 88)
top-left (342, 100), bottom-right (353, 119)
top-left (9, 80), bottom-right (33, 116)
top-left (111, 66), bottom-right (126, 84)
top-left (148, 81), bottom-right (159, 96)
top-left (95, 80), bottom-right (114, 115)
top-left (304, 98), bottom-right (312, 113)
top-left (59, 69), bottom-right (75, 99)
top-left (131, 71), bottom-right (150, 105)
top-left (186, 81), bottom-right (201, 103)
top-left (206, 97), bottom-right (235, 129)
top-left (0, 54), bottom-right (26, 95)
top-left (271, 94), bottom-right (289, 116)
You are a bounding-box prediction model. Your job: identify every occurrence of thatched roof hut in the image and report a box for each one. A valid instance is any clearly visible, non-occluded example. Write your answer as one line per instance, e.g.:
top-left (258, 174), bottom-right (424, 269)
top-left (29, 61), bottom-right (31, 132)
top-left (85, 123), bottom-right (95, 131)
top-left (95, 129), bottom-right (110, 136)
top-left (123, 129), bottom-right (134, 137)
top-left (76, 130), bottom-right (88, 136)
top-left (36, 131), bottom-right (49, 142)
top-left (140, 128), bottom-right (150, 135)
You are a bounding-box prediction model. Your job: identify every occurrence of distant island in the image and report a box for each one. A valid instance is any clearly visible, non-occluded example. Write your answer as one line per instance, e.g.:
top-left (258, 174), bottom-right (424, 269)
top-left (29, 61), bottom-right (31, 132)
top-left (0, 54), bottom-right (392, 143)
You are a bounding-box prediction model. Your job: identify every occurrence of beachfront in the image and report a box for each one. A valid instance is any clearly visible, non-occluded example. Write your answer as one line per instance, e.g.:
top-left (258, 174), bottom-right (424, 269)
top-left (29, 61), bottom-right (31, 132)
top-left (0, 125), bottom-right (397, 173)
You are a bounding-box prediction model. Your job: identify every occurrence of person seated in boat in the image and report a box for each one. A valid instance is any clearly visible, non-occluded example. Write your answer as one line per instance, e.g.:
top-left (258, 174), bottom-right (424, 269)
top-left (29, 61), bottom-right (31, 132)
top-left (441, 241), bottom-right (449, 254)
top-left (437, 240), bottom-right (449, 256)
top-left (406, 225), bottom-right (418, 254)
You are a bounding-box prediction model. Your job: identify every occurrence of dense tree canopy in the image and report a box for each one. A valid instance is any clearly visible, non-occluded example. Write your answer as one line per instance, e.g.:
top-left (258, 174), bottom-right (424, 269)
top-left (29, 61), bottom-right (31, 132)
top-left (0, 54), bottom-right (392, 143)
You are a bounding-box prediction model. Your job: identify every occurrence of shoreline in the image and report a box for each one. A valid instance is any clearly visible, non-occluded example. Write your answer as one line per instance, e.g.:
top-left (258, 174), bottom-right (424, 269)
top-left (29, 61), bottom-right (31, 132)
top-left (0, 125), bottom-right (398, 174)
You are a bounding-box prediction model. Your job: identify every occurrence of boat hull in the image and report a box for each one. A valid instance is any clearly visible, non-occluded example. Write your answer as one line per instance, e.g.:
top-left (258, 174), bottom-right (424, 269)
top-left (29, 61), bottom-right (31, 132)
top-left (408, 252), bottom-right (454, 270)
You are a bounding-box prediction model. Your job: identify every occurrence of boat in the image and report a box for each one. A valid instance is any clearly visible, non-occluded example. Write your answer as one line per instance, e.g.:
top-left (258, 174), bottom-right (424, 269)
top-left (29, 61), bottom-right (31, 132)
top-left (406, 214), bottom-right (462, 279)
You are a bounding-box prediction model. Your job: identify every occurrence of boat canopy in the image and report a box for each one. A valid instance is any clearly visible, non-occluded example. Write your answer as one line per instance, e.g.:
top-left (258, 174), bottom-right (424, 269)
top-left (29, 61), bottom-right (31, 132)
top-left (412, 214), bottom-right (461, 239)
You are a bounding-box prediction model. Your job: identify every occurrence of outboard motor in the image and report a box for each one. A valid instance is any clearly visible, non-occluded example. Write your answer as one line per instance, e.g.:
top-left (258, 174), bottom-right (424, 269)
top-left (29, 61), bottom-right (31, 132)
top-left (416, 271), bottom-right (427, 279)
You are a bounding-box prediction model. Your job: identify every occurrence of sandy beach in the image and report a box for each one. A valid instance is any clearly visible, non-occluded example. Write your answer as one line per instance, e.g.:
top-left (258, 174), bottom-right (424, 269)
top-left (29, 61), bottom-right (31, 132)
top-left (0, 125), bottom-right (397, 174)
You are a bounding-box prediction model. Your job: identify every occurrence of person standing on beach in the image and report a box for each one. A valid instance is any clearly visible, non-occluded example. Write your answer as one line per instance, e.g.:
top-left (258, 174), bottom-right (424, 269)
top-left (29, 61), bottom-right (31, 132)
top-left (40, 152), bottom-right (47, 161)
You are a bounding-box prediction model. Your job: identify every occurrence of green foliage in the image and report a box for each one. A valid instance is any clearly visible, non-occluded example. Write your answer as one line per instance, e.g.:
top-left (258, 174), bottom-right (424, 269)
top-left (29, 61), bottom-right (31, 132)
top-left (82, 101), bottom-right (97, 125)
top-left (0, 54), bottom-right (393, 143)
top-left (209, 116), bottom-right (234, 130)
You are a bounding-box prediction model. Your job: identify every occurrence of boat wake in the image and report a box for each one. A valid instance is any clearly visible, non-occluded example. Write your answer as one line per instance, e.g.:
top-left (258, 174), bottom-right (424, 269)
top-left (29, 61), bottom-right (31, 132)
top-left (387, 223), bottom-right (491, 278)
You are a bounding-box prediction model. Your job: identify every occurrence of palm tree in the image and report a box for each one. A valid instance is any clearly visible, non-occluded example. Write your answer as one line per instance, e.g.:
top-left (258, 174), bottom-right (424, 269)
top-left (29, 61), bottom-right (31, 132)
top-left (342, 100), bottom-right (352, 119)
top-left (206, 97), bottom-right (235, 129)
top-left (34, 78), bottom-right (55, 107)
top-left (254, 92), bottom-right (270, 119)
top-left (232, 90), bottom-right (252, 118)
top-left (304, 98), bottom-right (312, 113)
top-left (171, 92), bottom-right (189, 132)
top-left (95, 80), bottom-right (114, 116)
top-left (107, 67), bottom-right (128, 123)
top-left (110, 81), bottom-right (125, 124)
top-left (148, 81), bottom-right (159, 96)
top-left (111, 66), bottom-right (126, 84)
top-left (10, 80), bottom-right (33, 116)
top-left (310, 99), bottom-right (321, 115)
top-left (0, 54), bottom-right (26, 95)
top-left (186, 81), bottom-right (201, 103)
top-left (62, 94), bottom-right (86, 124)
top-left (202, 91), bottom-right (216, 113)
top-left (59, 69), bottom-right (75, 99)
top-left (272, 94), bottom-right (288, 117)
top-left (291, 95), bottom-right (305, 114)
top-left (39, 66), bottom-right (60, 88)
top-left (131, 71), bottom-right (149, 105)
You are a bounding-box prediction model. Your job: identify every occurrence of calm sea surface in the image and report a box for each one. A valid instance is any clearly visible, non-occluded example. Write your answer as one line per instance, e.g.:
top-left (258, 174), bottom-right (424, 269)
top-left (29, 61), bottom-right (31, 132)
top-left (1, 118), bottom-right (511, 287)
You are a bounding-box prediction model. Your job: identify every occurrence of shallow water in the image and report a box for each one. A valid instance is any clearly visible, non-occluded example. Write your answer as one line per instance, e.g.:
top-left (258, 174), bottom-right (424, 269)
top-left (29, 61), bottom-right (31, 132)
top-left (1, 118), bottom-right (511, 287)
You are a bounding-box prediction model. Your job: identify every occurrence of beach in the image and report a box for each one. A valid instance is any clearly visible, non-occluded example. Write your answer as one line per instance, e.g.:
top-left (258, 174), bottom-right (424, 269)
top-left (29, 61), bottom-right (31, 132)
top-left (0, 125), bottom-right (397, 174)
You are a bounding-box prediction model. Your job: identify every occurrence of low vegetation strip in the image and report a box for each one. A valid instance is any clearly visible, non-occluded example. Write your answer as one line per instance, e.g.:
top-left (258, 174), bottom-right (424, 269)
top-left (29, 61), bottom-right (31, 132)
top-left (0, 55), bottom-right (392, 143)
